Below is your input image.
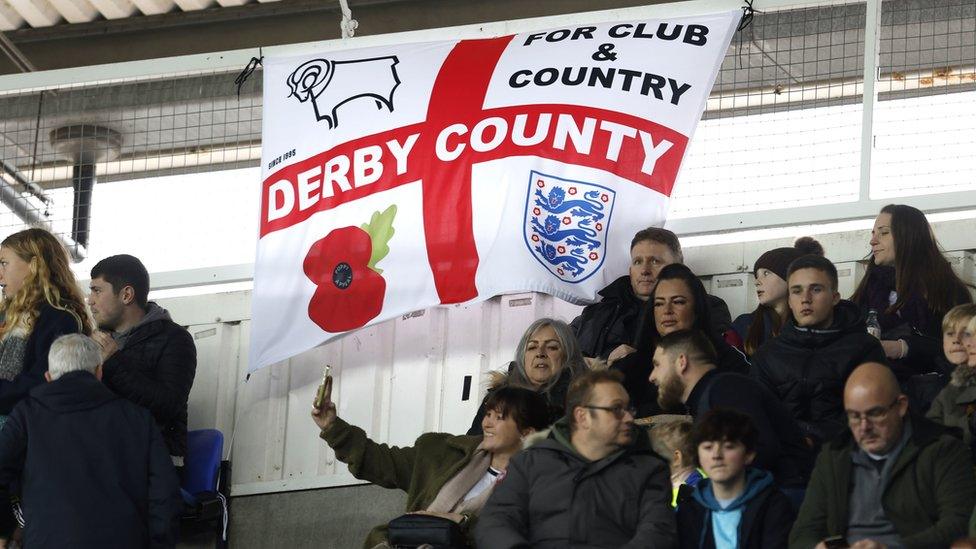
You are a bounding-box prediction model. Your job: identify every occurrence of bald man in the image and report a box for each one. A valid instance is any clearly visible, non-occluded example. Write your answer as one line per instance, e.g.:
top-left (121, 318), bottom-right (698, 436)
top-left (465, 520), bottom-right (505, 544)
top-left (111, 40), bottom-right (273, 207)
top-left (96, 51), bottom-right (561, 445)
top-left (790, 363), bottom-right (976, 549)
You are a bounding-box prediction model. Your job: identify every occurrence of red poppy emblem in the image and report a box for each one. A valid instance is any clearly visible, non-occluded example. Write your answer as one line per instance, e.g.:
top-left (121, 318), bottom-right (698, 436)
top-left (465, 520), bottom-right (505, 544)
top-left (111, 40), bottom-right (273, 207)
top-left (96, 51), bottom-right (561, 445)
top-left (304, 226), bottom-right (386, 333)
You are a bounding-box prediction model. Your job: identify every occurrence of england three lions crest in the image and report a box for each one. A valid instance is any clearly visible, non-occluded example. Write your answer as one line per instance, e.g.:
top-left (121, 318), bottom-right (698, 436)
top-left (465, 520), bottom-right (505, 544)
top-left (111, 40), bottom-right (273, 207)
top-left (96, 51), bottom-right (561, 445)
top-left (524, 171), bottom-right (616, 283)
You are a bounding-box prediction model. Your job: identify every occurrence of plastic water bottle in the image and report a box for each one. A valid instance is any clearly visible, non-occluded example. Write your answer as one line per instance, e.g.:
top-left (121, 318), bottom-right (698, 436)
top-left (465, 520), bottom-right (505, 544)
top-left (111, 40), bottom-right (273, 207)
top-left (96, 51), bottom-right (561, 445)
top-left (866, 309), bottom-right (882, 339)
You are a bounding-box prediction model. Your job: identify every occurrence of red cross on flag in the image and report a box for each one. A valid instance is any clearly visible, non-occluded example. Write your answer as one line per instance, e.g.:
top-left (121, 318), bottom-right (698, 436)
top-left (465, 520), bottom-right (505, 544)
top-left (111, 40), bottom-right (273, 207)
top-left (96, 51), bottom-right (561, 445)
top-left (251, 12), bottom-right (740, 371)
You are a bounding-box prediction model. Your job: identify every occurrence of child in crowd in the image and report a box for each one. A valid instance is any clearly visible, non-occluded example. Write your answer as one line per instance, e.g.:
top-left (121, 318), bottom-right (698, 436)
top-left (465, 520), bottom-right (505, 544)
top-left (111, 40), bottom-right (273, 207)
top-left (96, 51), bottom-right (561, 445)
top-left (676, 409), bottom-right (794, 549)
top-left (730, 237), bottom-right (823, 357)
top-left (650, 417), bottom-right (705, 507)
top-left (927, 305), bottom-right (976, 447)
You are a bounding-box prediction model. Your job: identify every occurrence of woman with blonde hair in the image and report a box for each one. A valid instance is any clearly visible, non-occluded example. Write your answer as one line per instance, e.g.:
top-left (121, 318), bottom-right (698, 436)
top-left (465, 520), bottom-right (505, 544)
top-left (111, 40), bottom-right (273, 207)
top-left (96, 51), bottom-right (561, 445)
top-left (0, 228), bottom-right (90, 418)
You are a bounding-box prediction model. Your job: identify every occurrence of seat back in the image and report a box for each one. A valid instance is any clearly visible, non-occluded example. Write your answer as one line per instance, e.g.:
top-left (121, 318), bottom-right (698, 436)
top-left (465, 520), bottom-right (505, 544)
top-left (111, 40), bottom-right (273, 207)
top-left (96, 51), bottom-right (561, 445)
top-left (183, 429), bottom-right (224, 495)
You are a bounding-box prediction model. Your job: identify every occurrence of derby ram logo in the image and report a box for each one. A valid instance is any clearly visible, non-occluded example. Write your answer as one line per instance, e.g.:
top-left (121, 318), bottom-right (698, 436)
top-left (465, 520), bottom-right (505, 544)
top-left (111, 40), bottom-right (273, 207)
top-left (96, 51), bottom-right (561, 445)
top-left (286, 56), bottom-right (401, 129)
top-left (524, 171), bottom-right (615, 283)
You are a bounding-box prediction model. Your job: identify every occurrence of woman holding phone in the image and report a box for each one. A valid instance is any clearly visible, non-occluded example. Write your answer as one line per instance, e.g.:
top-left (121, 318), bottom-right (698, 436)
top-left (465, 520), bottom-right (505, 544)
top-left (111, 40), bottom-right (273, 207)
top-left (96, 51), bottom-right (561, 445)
top-left (312, 373), bottom-right (549, 549)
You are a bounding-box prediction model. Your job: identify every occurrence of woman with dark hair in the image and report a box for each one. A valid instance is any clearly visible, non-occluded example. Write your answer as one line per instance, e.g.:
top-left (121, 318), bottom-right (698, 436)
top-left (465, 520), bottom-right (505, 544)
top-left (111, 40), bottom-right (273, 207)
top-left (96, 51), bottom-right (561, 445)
top-left (731, 237), bottom-right (824, 357)
top-left (312, 383), bottom-right (550, 549)
top-left (851, 204), bottom-right (973, 406)
top-left (613, 263), bottom-right (749, 416)
top-left (467, 318), bottom-right (588, 435)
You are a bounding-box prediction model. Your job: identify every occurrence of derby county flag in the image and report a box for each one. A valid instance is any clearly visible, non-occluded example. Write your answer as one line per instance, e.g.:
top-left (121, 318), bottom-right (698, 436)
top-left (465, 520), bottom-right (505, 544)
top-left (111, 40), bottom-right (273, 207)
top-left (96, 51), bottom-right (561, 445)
top-left (251, 12), bottom-right (739, 371)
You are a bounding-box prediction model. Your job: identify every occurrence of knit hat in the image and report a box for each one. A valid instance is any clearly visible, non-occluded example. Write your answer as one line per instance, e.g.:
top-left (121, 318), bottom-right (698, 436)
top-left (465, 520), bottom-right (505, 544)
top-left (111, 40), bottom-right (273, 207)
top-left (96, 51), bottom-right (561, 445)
top-left (754, 237), bottom-right (824, 280)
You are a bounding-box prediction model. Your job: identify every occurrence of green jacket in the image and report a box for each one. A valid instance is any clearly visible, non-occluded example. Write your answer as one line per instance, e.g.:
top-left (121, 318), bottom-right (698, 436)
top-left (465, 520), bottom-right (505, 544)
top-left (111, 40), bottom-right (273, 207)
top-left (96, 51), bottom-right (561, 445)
top-left (925, 367), bottom-right (976, 446)
top-left (789, 416), bottom-right (976, 549)
top-left (321, 417), bottom-right (483, 548)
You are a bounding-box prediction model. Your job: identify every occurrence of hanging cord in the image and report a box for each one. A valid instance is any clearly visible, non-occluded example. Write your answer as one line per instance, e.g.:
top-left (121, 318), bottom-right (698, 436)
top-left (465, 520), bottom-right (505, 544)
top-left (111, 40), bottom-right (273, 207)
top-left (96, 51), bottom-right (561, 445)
top-left (339, 0), bottom-right (358, 38)
top-left (736, 0), bottom-right (758, 69)
top-left (234, 48), bottom-right (263, 98)
top-left (29, 90), bottom-right (51, 216)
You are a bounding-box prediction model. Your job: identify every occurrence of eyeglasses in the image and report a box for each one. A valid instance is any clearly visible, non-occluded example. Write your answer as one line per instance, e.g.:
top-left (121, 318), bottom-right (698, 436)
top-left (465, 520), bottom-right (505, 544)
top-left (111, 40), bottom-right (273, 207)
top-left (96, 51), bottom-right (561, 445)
top-left (846, 398), bottom-right (900, 426)
top-left (583, 404), bottom-right (636, 419)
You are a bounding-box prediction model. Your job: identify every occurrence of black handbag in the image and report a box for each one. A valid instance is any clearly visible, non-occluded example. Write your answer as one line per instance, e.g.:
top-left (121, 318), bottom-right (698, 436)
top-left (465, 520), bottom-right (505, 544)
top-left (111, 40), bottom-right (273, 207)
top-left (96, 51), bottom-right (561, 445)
top-left (387, 513), bottom-right (469, 548)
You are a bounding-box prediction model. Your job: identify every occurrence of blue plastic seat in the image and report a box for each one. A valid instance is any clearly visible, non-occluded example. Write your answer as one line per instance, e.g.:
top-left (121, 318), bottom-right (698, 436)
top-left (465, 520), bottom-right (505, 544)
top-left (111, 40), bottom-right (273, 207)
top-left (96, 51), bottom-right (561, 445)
top-left (180, 429), bottom-right (230, 547)
top-left (184, 429), bottom-right (224, 495)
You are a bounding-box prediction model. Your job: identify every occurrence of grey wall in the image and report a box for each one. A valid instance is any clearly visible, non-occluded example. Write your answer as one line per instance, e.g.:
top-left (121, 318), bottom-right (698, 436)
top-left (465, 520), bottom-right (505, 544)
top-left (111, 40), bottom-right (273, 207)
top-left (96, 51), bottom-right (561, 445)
top-left (221, 484), bottom-right (406, 549)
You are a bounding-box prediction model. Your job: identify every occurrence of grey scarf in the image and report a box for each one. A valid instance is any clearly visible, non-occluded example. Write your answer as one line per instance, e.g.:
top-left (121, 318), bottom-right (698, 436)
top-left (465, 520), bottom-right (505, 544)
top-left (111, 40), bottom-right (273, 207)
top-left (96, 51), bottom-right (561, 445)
top-left (0, 318), bottom-right (28, 382)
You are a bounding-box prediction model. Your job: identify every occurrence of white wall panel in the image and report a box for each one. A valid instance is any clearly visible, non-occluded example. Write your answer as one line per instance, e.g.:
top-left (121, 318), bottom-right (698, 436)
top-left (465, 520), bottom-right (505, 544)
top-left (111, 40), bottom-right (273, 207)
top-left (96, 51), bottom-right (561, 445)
top-left (282, 343), bottom-right (335, 484)
top-left (836, 261), bottom-right (866, 301)
top-left (185, 322), bottom-right (239, 438)
top-left (711, 273), bottom-right (751, 320)
top-left (389, 309), bottom-right (443, 444)
top-left (440, 302), bottom-right (491, 435)
top-left (947, 251), bottom-right (974, 285)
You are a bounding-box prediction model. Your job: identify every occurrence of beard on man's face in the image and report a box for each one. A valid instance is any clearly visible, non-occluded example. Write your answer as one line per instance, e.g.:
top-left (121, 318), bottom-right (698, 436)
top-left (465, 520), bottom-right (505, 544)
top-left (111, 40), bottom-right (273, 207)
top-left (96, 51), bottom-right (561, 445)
top-left (656, 374), bottom-right (685, 412)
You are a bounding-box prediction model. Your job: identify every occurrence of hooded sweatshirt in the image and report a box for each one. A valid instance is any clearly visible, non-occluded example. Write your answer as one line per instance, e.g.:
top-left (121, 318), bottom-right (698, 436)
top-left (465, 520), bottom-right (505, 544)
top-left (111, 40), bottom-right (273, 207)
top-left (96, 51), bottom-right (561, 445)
top-left (699, 469), bottom-right (770, 548)
top-left (112, 302), bottom-right (171, 350)
top-left (677, 468), bottom-right (794, 549)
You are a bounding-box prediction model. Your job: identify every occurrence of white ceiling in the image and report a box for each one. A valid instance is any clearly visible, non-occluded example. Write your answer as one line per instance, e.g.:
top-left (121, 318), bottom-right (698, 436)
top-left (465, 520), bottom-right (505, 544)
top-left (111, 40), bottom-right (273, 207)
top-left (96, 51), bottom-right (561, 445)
top-left (0, 0), bottom-right (282, 30)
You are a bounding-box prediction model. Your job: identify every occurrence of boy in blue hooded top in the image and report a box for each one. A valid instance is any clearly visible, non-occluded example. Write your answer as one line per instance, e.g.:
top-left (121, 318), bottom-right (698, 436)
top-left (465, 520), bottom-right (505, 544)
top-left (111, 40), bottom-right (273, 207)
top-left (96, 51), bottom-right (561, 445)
top-left (677, 409), bottom-right (795, 549)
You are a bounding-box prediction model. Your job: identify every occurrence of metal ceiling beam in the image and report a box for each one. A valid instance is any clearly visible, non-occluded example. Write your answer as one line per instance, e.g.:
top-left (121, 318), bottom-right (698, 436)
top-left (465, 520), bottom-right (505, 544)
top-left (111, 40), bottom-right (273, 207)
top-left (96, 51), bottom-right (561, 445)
top-left (0, 30), bottom-right (35, 71)
top-left (0, 177), bottom-right (86, 261)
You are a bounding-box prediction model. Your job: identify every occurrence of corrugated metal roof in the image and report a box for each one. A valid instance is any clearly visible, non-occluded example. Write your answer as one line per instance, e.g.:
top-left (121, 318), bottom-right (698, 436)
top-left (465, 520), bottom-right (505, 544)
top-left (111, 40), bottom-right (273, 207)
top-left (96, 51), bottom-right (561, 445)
top-left (0, 0), bottom-right (283, 30)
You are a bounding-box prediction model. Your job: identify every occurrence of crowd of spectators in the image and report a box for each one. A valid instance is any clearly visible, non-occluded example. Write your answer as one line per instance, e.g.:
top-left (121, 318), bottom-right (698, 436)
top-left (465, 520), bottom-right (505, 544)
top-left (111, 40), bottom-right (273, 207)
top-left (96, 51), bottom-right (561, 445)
top-left (0, 228), bottom-right (195, 548)
top-left (0, 200), bottom-right (972, 549)
top-left (309, 202), bottom-right (976, 549)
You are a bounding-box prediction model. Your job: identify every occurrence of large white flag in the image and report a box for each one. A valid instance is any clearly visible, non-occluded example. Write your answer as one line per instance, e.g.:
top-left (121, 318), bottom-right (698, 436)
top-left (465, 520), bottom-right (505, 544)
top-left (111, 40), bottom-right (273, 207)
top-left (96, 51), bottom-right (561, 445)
top-left (251, 12), bottom-right (740, 371)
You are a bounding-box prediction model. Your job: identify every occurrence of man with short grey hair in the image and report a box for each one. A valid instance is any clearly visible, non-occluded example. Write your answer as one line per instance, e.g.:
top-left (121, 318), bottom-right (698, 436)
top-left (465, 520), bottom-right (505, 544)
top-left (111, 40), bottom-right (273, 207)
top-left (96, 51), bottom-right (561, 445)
top-left (45, 332), bottom-right (102, 380)
top-left (0, 334), bottom-right (181, 548)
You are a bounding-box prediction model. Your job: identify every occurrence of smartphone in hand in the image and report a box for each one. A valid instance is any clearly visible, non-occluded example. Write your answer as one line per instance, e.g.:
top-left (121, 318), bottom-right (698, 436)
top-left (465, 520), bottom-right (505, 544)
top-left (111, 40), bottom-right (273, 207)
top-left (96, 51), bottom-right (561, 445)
top-left (314, 365), bottom-right (332, 410)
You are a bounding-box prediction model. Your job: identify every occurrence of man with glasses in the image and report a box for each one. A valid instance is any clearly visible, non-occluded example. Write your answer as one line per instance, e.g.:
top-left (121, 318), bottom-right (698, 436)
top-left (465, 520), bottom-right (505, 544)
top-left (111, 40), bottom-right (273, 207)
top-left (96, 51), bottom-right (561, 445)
top-left (790, 362), bottom-right (976, 549)
top-left (476, 370), bottom-right (677, 548)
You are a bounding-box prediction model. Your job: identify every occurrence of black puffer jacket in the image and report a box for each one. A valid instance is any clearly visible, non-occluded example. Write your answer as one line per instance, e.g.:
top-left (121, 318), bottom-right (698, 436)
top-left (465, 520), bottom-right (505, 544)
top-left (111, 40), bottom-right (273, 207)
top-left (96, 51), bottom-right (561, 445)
top-left (475, 417), bottom-right (677, 548)
top-left (102, 306), bottom-right (196, 458)
top-left (571, 276), bottom-right (644, 360)
top-left (751, 300), bottom-right (886, 445)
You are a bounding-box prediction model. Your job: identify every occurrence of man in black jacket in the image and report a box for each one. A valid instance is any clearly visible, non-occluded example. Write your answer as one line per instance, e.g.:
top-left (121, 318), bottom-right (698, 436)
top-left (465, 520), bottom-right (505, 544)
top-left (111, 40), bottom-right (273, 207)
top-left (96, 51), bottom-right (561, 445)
top-left (650, 329), bottom-right (811, 488)
top-left (88, 254), bottom-right (197, 466)
top-left (0, 334), bottom-right (181, 548)
top-left (752, 255), bottom-right (886, 447)
top-left (571, 227), bottom-right (732, 363)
